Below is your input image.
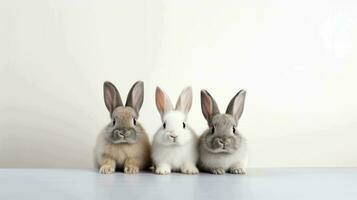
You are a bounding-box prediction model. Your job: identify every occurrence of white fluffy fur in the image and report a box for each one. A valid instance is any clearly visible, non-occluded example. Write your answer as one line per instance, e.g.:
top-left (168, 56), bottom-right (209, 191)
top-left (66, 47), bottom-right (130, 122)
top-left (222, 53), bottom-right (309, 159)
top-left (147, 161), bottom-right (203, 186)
top-left (153, 87), bottom-right (198, 174)
top-left (152, 111), bottom-right (199, 175)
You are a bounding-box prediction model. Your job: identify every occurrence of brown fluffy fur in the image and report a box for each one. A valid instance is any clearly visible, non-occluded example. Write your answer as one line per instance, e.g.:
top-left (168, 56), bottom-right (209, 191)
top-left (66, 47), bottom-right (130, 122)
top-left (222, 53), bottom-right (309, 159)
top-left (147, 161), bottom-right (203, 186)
top-left (94, 81), bottom-right (151, 174)
top-left (94, 109), bottom-right (151, 174)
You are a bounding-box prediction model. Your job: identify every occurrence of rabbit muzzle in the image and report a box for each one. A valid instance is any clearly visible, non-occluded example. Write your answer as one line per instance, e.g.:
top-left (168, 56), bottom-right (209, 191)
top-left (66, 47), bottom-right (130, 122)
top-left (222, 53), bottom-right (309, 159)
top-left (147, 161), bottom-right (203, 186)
top-left (111, 128), bottom-right (137, 144)
top-left (211, 137), bottom-right (234, 152)
top-left (168, 134), bottom-right (178, 143)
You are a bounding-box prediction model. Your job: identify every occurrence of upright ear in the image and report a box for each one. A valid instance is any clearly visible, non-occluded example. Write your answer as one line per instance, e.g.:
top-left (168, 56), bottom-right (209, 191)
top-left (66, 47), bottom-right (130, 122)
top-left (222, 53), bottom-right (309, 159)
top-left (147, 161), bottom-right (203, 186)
top-left (175, 87), bottom-right (193, 115)
top-left (200, 90), bottom-right (220, 124)
top-left (155, 87), bottom-right (173, 118)
top-left (125, 81), bottom-right (144, 115)
top-left (226, 90), bottom-right (246, 122)
top-left (103, 81), bottom-right (123, 114)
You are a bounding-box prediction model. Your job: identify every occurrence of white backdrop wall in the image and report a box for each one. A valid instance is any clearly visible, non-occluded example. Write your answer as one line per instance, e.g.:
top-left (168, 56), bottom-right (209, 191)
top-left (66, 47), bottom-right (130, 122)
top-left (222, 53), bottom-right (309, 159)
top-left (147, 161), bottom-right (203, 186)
top-left (0, 0), bottom-right (357, 168)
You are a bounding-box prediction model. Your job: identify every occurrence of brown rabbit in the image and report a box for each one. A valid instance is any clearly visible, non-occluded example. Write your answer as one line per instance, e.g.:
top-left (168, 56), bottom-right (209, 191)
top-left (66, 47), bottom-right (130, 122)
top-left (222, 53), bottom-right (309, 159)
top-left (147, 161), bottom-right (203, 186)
top-left (94, 81), bottom-right (151, 174)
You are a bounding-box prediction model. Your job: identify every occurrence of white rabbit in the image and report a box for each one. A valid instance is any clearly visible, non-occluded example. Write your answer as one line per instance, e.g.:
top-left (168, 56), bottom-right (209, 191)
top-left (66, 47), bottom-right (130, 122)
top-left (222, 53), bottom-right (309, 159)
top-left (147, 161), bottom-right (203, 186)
top-left (151, 87), bottom-right (199, 175)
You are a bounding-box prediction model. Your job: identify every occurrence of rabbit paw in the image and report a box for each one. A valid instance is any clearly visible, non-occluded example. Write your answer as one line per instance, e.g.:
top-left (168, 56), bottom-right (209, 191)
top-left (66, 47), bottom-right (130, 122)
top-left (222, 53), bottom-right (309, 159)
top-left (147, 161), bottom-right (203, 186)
top-left (99, 165), bottom-right (115, 174)
top-left (181, 166), bottom-right (199, 175)
top-left (124, 166), bottom-right (139, 174)
top-left (211, 168), bottom-right (225, 175)
top-left (155, 165), bottom-right (171, 175)
top-left (229, 168), bottom-right (246, 175)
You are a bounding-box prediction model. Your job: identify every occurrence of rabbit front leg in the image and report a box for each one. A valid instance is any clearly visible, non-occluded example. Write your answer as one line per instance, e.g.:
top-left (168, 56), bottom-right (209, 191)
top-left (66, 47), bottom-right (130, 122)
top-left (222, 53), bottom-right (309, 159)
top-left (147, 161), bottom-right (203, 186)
top-left (229, 165), bottom-right (246, 175)
top-left (228, 150), bottom-right (248, 175)
top-left (180, 163), bottom-right (199, 174)
top-left (155, 163), bottom-right (171, 175)
top-left (124, 158), bottom-right (140, 174)
top-left (210, 167), bottom-right (226, 175)
top-left (228, 160), bottom-right (247, 175)
top-left (99, 156), bottom-right (116, 174)
top-left (198, 160), bottom-right (225, 175)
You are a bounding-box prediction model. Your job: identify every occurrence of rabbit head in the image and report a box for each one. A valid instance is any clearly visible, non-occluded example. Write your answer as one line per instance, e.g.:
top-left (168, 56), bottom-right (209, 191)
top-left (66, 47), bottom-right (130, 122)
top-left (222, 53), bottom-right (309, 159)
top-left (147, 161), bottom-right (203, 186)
top-left (155, 86), bottom-right (194, 146)
top-left (103, 81), bottom-right (144, 144)
top-left (200, 89), bottom-right (246, 153)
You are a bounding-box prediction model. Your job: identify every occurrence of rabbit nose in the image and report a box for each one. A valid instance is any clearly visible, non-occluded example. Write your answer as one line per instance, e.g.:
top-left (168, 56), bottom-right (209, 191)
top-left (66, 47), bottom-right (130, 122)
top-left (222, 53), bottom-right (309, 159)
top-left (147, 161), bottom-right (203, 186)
top-left (113, 130), bottom-right (124, 137)
top-left (217, 138), bottom-right (224, 145)
top-left (169, 135), bottom-right (177, 139)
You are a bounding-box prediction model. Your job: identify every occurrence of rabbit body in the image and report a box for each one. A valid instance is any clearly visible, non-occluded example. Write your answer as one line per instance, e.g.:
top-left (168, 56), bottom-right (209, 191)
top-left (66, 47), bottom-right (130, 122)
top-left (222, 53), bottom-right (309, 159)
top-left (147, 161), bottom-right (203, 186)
top-left (94, 117), bottom-right (151, 174)
top-left (199, 129), bottom-right (247, 174)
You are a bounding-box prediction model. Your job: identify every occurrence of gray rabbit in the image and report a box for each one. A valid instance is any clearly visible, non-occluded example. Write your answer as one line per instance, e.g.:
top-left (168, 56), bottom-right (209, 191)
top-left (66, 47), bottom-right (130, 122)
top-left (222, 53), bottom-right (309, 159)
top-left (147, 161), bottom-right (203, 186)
top-left (198, 89), bottom-right (248, 175)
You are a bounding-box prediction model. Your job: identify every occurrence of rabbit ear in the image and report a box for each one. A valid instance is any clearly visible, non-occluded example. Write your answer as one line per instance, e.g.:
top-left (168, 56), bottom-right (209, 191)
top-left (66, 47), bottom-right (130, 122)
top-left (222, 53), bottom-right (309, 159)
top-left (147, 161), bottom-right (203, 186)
top-left (125, 81), bottom-right (144, 115)
top-left (103, 81), bottom-right (123, 114)
top-left (175, 87), bottom-right (193, 115)
top-left (155, 87), bottom-right (173, 118)
top-left (226, 90), bottom-right (246, 122)
top-left (200, 90), bottom-right (220, 123)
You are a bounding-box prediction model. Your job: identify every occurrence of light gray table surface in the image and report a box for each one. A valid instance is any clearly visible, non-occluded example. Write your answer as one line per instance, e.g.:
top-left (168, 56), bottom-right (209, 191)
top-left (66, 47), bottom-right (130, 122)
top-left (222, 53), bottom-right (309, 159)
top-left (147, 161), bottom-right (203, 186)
top-left (0, 168), bottom-right (356, 200)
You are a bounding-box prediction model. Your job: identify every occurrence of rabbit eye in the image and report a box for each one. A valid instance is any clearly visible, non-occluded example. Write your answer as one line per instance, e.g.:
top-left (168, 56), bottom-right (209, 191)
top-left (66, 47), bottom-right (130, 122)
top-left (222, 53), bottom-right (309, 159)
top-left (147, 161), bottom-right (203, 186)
top-left (183, 122), bottom-right (186, 129)
top-left (233, 126), bottom-right (236, 134)
top-left (211, 126), bottom-right (215, 134)
top-left (163, 122), bottom-right (166, 129)
top-left (112, 119), bottom-right (116, 126)
top-left (133, 118), bottom-right (137, 126)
